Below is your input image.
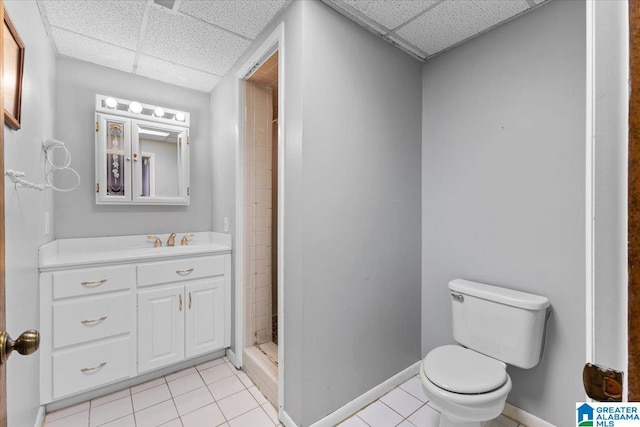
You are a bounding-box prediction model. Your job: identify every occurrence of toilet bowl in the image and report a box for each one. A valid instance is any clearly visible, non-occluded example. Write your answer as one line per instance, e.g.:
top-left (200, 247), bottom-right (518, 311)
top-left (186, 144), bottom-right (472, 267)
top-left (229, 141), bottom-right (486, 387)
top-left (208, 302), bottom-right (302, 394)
top-left (419, 279), bottom-right (550, 427)
top-left (420, 345), bottom-right (512, 427)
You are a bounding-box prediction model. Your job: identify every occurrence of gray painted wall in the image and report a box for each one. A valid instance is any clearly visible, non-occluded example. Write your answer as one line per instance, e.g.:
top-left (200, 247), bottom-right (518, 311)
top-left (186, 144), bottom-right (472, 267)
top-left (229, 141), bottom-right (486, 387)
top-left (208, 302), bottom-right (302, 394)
top-left (54, 58), bottom-right (211, 238)
top-left (421, 1), bottom-right (585, 425)
top-left (211, 1), bottom-right (422, 424)
top-left (298, 2), bottom-right (422, 424)
top-left (4, 1), bottom-right (56, 425)
top-left (593, 0), bottom-right (628, 377)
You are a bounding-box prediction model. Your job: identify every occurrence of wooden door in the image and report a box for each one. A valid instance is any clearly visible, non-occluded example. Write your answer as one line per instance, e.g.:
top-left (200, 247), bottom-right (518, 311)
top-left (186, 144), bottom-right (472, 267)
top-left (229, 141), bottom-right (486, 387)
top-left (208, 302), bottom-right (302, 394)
top-left (0, 0), bottom-right (7, 424)
top-left (629, 0), bottom-right (640, 401)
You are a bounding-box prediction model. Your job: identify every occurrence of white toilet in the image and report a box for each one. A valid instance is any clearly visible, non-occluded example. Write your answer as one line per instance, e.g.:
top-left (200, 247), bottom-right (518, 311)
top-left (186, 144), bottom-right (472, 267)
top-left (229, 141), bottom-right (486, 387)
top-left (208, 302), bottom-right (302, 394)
top-left (420, 279), bottom-right (550, 427)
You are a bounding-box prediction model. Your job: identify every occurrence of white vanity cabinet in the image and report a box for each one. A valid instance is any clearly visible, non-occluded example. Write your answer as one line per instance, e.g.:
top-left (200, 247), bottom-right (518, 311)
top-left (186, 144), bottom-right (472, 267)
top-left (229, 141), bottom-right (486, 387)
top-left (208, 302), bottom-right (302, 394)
top-left (40, 264), bottom-right (136, 402)
top-left (137, 256), bottom-right (227, 373)
top-left (39, 233), bottom-right (231, 405)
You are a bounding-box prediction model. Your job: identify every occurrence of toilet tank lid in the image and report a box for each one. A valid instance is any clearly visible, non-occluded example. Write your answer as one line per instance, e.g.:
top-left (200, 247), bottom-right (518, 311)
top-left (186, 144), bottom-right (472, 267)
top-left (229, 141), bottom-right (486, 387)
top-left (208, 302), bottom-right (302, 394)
top-left (449, 279), bottom-right (550, 310)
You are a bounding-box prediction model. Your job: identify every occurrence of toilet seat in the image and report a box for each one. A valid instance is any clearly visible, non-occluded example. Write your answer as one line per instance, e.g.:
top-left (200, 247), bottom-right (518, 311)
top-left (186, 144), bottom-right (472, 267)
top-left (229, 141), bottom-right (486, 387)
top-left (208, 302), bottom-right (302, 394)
top-left (423, 345), bottom-right (507, 394)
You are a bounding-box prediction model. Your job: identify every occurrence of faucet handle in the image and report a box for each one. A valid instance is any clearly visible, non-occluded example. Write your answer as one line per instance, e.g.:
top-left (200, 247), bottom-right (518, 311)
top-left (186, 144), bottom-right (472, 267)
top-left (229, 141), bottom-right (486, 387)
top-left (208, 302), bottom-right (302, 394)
top-left (147, 235), bottom-right (162, 247)
top-left (181, 233), bottom-right (194, 246)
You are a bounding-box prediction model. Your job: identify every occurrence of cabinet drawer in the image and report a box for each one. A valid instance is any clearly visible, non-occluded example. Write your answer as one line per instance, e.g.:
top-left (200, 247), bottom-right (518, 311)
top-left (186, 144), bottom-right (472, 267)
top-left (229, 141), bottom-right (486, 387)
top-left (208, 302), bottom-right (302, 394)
top-left (137, 256), bottom-right (224, 287)
top-left (53, 337), bottom-right (130, 399)
top-left (53, 265), bottom-right (134, 299)
top-left (53, 294), bottom-right (131, 349)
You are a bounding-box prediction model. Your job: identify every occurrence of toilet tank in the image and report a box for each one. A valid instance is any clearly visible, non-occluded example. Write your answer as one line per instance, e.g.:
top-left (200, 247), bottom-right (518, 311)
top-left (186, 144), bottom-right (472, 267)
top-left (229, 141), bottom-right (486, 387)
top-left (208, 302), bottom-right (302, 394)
top-left (449, 279), bottom-right (551, 369)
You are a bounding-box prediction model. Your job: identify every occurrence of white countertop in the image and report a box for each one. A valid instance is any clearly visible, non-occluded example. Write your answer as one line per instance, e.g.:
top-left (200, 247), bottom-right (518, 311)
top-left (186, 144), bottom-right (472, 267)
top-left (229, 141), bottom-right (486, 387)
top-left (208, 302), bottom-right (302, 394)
top-left (39, 232), bottom-right (232, 271)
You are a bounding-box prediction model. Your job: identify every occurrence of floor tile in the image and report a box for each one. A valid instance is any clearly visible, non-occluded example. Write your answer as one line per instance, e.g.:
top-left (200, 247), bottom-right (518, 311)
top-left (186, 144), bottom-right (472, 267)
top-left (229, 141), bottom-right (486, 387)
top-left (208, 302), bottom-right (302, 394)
top-left (235, 371), bottom-right (254, 388)
top-left (132, 383), bottom-right (173, 412)
top-left (337, 416), bottom-right (369, 427)
top-left (208, 375), bottom-right (246, 401)
top-left (228, 407), bottom-right (274, 427)
top-left (357, 401), bottom-right (404, 427)
top-left (91, 388), bottom-right (130, 408)
top-left (407, 404), bottom-right (440, 427)
top-left (131, 377), bottom-right (166, 395)
top-left (217, 389), bottom-right (260, 420)
top-left (89, 396), bottom-right (133, 427)
top-left (200, 364), bottom-right (235, 385)
top-left (181, 403), bottom-right (226, 427)
top-left (197, 358), bottom-right (226, 371)
top-left (168, 371), bottom-right (206, 397)
top-left (159, 419), bottom-right (183, 427)
top-left (45, 402), bottom-right (90, 423)
top-left (45, 410), bottom-right (89, 427)
top-left (262, 403), bottom-right (278, 424)
top-left (166, 366), bottom-right (198, 382)
top-left (174, 386), bottom-right (215, 416)
top-left (399, 376), bottom-right (428, 403)
top-left (100, 414), bottom-right (136, 427)
top-left (135, 400), bottom-right (179, 427)
top-left (397, 421), bottom-right (416, 427)
top-left (380, 387), bottom-right (424, 418)
top-left (248, 386), bottom-right (268, 405)
top-left (483, 415), bottom-right (519, 427)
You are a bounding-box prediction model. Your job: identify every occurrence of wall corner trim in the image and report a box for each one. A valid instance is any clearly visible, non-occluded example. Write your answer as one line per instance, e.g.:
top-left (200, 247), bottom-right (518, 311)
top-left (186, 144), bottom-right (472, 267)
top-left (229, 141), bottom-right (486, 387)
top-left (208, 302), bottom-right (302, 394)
top-left (308, 361), bottom-right (421, 427)
top-left (34, 406), bottom-right (46, 427)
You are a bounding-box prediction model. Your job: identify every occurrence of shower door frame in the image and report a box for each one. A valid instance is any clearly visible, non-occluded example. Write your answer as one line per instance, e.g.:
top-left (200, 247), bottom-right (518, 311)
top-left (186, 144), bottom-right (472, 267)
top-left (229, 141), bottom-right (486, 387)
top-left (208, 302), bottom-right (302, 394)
top-left (233, 22), bottom-right (286, 418)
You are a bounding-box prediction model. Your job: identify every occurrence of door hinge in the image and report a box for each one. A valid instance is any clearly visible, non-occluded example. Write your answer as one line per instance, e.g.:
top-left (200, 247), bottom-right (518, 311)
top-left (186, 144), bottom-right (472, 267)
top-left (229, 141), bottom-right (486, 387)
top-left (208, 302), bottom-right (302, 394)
top-left (187, 187), bottom-right (190, 196)
top-left (187, 136), bottom-right (190, 145)
top-left (95, 121), bottom-right (99, 132)
top-left (96, 183), bottom-right (99, 193)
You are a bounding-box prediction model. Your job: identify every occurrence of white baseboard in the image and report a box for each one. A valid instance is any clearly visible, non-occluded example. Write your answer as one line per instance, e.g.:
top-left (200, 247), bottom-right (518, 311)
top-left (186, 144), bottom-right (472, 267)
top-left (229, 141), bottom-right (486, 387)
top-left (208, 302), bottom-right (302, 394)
top-left (503, 403), bottom-right (556, 427)
top-left (34, 406), bottom-right (46, 427)
top-left (309, 361), bottom-right (421, 427)
top-left (281, 409), bottom-right (298, 427)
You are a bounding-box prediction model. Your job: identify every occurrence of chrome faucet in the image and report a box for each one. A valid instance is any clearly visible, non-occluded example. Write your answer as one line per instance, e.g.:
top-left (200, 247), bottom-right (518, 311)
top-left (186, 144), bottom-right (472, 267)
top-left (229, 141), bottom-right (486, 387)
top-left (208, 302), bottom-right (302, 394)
top-left (167, 233), bottom-right (177, 246)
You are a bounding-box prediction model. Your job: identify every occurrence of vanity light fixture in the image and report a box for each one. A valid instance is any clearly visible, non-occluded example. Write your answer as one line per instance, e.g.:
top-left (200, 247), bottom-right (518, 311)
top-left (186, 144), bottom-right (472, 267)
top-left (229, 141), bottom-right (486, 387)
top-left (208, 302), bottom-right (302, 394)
top-left (129, 102), bottom-right (143, 114)
top-left (175, 112), bottom-right (186, 122)
top-left (154, 107), bottom-right (165, 118)
top-left (105, 97), bottom-right (118, 109)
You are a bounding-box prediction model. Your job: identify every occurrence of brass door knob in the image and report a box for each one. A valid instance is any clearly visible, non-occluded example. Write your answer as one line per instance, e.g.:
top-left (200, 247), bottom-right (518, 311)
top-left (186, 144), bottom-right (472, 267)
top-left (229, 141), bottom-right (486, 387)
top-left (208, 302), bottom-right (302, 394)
top-left (0, 329), bottom-right (40, 365)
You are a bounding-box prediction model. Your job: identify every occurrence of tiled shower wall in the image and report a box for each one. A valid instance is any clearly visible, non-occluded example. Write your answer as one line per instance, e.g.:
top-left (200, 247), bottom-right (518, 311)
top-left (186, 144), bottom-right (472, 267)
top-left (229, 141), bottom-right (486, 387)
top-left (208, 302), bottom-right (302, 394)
top-left (244, 81), bottom-right (274, 348)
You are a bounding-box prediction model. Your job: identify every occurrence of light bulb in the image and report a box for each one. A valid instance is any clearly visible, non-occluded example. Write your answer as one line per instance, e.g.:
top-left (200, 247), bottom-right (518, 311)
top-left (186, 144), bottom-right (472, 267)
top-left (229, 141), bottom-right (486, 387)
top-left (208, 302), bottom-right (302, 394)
top-left (105, 97), bottom-right (117, 108)
top-left (154, 107), bottom-right (165, 117)
top-left (129, 102), bottom-right (143, 114)
top-left (175, 112), bottom-right (186, 122)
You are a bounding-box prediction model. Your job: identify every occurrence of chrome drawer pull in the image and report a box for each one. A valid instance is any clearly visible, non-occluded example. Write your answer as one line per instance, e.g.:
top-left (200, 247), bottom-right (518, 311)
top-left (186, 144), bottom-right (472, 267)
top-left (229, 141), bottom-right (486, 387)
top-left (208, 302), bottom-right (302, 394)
top-left (81, 316), bottom-right (107, 325)
top-left (81, 362), bottom-right (107, 373)
top-left (81, 279), bottom-right (107, 287)
top-left (176, 268), bottom-right (194, 275)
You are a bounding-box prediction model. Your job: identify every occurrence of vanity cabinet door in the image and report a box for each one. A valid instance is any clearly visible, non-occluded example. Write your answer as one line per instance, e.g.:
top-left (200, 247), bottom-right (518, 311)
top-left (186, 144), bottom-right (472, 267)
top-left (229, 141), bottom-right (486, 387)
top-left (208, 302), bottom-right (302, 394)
top-left (138, 285), bottom-right (185, 373)
top-left (185, 278), bottom-right (225, 358)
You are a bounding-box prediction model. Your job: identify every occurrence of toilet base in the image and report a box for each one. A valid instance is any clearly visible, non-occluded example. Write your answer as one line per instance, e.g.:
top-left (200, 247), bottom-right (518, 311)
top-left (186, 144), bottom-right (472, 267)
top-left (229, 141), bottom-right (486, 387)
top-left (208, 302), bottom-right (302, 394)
top-left (438, 414), bottom-right (481, 427)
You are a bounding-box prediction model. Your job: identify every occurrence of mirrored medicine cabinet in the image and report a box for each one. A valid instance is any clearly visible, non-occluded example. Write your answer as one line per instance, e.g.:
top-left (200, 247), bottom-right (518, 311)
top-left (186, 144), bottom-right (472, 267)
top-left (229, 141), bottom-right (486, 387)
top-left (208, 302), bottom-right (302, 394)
top-left (95, 94), bottom-right (190, 205)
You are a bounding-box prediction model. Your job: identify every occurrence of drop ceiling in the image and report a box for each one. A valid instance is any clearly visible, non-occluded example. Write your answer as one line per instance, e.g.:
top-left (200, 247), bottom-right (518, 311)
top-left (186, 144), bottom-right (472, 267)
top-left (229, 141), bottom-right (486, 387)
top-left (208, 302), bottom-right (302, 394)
top-left (36, 0), bottom-right (548, 93)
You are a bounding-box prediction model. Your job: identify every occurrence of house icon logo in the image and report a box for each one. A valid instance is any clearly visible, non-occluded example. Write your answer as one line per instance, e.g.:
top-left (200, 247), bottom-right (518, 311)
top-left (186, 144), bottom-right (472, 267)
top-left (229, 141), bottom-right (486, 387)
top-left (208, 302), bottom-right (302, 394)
top-left (577, 403), bottom-right (594, 426)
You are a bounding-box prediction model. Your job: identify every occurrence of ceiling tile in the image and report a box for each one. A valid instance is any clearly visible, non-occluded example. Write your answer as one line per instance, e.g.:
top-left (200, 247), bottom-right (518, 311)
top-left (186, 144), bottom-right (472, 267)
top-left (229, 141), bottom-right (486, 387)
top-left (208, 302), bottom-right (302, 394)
top-left (341, 0), bottom-right (439, 31)
top-left (40, 0), bottom-right (146, 50)
top-left (396, 0), bottom-right (530, 55)
top-left (141, 6), bottom-right (250, 76)
top-left (136, 55), bottom-right (221, 93)
top-left (51, 27), bottom-right (135, 73)
top-left (179, 0), bottom-right (288, 39)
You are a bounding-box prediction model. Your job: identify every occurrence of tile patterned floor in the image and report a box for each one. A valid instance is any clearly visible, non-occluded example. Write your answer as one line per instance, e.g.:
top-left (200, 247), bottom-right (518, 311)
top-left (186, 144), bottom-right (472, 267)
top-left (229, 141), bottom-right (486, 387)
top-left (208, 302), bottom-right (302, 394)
top-left (44, 358), bottom-right (524, 427)
top-left (44, 357), bottom-right (280, 427)
top-left (338, 376), bottom-right (525, 427)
